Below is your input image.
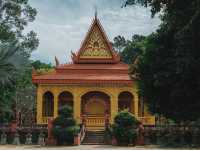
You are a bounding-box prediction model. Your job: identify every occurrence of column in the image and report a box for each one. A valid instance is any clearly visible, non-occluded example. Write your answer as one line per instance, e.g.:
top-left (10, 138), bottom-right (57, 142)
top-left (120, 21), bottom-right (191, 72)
top-left (53, 89), bottom-right (59, 118)
top-left (73, 93), bottom-right (81, 124)
top-left (37, 87), bottom-right (43, 124)
top-left (133, 92), bottom-right (139, 118)
top-left (110, 94), bottom-right (118, 124)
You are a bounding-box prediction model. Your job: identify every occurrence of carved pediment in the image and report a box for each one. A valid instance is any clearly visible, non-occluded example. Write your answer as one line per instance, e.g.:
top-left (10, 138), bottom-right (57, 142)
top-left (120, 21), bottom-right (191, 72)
top-left (72, 15), bottom-right (120, 64)
top-left (80, 26), bottom-right (112, 59)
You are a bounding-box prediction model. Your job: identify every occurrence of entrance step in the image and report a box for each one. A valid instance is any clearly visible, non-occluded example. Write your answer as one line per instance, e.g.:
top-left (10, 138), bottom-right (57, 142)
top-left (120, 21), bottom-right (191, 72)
top-left (82, 131), bottom-right (105, 145)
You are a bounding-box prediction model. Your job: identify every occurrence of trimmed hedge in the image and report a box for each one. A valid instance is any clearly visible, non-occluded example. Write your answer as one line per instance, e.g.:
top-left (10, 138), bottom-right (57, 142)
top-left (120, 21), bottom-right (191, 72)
top-left (112, 111), bottom-right (139, 145)
top-left (52, 105), bottom-right (79, 145)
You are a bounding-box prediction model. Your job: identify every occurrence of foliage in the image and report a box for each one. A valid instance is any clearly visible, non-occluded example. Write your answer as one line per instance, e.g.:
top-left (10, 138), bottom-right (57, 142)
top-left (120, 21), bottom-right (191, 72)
top-left (0, 0), bottom-right (39, 53)
top-left (0, 42), bottom-right (28, 85)
top-left (127, 0), bottom-right (200, 122)
top-left (144, 127), bottom-right (200, 147)
top-left (112, 111), bottom-right (138, 145)
top-left (52, 106), bottom-right (79, 145)
top-left (113, 35), bottom-right (126, 52)
top-left (0, 42), bottom-right (29, 124)
top-left (31, 60), bottom-right (53, 70)
top-left (0, 0), bottom-right (39, 124)
top-left (113, 34), bottom-right (145, 64)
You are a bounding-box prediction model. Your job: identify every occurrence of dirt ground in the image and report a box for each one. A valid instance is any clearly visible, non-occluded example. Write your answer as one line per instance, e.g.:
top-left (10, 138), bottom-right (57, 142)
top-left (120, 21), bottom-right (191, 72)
top-left (0, 145), bottom-right (199, 150)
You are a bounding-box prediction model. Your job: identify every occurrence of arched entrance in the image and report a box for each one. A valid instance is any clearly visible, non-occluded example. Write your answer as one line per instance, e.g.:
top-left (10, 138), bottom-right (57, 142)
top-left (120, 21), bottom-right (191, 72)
top-left (118, 91), bottom-right (134, 113)
top-left (81, 91), bottom-right (110, 130)
top-left (58, 91), bottom-right (73, 112)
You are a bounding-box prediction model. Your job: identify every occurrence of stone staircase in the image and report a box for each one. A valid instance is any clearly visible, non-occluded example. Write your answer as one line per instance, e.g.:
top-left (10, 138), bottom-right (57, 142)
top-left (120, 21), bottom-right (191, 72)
top-left (82, 130), bottom-right (105, 145)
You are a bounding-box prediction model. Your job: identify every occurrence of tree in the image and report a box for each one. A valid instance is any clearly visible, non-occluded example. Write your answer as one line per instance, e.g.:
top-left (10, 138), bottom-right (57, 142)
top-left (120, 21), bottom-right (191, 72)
top-left (121, 35), bottom-right (145, 64)
top-left (0, 42), bottom-right (28, 85)
top-left (0, 0), bottom-right (39, 53)
top-left (32, 60), bottom-right (53, 70)
top-left (113, 34), bottom-right (145, 64)
top-left (14, 60), bottom-right (53, 126)
top-left (127, 0), bottom-right (200, 122)
top-left (113, 35), bottom-right (127, 52)
top-left (0, 0), bottom-right (39, 124)
top-left (0, 42), bottom-right (29, 124)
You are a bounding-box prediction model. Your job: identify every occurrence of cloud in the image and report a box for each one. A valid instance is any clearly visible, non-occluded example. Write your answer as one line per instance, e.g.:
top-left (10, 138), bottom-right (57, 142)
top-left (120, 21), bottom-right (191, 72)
top-left (27, 0), bottom-right (161, 64)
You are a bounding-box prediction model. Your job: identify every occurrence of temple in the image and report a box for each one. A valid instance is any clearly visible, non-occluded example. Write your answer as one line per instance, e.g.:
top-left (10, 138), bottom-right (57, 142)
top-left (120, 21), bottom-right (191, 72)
top-left (32, 15), bottom-right (155, 130)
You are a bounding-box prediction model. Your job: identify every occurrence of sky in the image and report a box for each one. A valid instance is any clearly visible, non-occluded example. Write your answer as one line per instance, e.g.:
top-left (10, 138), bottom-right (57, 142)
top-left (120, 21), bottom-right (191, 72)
top-left (27, 0), bottom-right (161, 64)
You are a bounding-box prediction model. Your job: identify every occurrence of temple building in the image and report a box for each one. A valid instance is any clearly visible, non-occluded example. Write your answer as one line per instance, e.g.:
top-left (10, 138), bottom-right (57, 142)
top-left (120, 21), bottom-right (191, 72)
top-left (32, 15), bottom-right (155, 130)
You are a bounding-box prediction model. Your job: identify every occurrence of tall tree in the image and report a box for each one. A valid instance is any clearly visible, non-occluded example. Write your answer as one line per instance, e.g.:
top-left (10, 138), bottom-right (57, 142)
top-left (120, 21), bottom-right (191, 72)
top-left (127, 0), bottom-right (200, 122)
top-left (0, 0), bottom-right (39, 124)
top-left (0, 0), bottom-right (39, 53)
top-left (0, 42), bottom-right (29, 123)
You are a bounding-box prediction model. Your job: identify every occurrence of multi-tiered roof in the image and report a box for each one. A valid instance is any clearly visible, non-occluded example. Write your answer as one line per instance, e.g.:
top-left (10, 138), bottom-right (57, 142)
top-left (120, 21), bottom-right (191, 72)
top-left (32, 16), bottom-right (133, 86)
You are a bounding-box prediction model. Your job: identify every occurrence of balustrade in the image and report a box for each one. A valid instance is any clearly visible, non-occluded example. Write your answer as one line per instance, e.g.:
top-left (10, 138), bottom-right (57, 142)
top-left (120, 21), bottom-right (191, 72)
top-left (138, 116), bottom-right (155, 125)
top-left (83, 115), bottom-right (110, 130)
top-left (85, 116), bottom-right (105, 127)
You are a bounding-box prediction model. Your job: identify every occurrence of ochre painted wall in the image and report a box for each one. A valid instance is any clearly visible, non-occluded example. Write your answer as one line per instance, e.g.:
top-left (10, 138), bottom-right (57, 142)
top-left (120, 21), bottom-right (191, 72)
top-left (36, 84), bottom-right (155, 125)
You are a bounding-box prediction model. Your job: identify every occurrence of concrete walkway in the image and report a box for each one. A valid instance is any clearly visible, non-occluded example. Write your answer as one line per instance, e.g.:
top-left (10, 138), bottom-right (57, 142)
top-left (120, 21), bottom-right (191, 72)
top-left (0, 145), bottom-right (199, 150)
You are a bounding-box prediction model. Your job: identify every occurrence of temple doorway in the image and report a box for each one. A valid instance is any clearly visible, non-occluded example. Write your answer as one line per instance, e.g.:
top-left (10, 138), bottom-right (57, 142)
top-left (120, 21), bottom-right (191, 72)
top-left (81, 91), bottom-right (110, 130)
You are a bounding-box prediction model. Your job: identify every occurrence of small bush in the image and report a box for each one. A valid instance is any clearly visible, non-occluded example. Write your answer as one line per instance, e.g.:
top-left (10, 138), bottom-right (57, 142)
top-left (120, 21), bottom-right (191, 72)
top-left (112, 111), bottom-right (139, 145)
top-left (52, 105), bottom-right (79, 145)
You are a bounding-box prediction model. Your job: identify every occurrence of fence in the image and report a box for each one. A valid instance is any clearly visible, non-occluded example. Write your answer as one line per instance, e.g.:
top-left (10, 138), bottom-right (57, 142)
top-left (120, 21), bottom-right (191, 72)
top-left (1, 124), bottom-right (200, 146)
top-left (0, 126), bottom-right (47, 145)
top-left (142, 125), bottom-right (200, 147)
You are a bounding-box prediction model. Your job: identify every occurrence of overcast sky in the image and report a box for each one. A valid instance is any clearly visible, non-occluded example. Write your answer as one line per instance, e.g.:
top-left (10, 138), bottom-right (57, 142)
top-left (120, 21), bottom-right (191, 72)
top-left (27, 0), bottom-right (161, 64)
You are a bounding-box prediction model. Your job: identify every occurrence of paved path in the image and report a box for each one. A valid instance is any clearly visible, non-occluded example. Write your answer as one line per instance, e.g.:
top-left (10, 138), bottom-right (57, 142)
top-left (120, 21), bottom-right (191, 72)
top-left (0, 145), bottom-right (199, 150)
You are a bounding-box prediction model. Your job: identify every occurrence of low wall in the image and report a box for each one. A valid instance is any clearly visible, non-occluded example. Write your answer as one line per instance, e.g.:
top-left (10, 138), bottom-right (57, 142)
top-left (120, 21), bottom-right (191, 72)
top-left (0, 126), bottom-right (47, 145)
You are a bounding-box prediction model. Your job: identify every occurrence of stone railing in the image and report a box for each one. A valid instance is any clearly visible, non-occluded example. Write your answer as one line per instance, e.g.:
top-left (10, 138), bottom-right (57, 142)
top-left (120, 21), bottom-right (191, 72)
top-left (138, 116), bottom-right (155, 125)
top-left (141, 125), bottom-right (200, 147)
top-left (41, 117), bottom-right (49, 124)
top-left (74, 124), bottom-right (86, 145)
top-left (0, 126), bottom-right (47, 145)
top-left (85, 115), bottom-right (105, 127)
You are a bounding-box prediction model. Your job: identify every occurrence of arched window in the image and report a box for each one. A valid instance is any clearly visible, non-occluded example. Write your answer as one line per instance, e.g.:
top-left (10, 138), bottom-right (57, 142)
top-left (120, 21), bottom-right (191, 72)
top-left (118, 91), bottom-right (134, 113)
top-left (58, 91), bottom-right (73, 110)
top-left (42, 91), bottom-right (54, 117)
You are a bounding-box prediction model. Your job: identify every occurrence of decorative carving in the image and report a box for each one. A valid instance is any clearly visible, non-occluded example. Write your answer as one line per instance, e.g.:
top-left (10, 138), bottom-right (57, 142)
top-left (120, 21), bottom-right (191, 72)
top-left (80, 26), bottom-right (112, 58)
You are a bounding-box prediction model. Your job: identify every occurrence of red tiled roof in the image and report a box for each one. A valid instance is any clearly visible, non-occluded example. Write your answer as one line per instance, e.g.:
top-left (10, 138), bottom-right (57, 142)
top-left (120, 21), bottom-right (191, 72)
top-left (56, 63), bottom-right (128, 70)
top-left (32, 63), bottom-right (133, 85)
top-left (32, 16), bottom-right (134, 86)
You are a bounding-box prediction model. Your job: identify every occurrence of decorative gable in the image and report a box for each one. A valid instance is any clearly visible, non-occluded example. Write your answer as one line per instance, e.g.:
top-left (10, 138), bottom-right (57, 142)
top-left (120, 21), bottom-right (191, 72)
top-left (72, 15), bottom-right (120, 64)
top-left (80, 26), bottom-right (112, 59)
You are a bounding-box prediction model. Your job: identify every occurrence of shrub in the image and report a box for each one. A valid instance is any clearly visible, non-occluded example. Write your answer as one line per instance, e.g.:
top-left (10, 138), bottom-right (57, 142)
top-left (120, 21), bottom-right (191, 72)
top-left (52, 105), bottom-right (80, 145)
top-left (112, 111), bottom-right (139, 145)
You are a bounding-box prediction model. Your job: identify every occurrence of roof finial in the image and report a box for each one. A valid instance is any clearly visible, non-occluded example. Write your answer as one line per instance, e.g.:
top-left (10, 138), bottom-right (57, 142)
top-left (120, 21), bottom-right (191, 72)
top-left (94, 5), bottom-right (98, 19)
top-left (55, 56), bottom-right (60, 66)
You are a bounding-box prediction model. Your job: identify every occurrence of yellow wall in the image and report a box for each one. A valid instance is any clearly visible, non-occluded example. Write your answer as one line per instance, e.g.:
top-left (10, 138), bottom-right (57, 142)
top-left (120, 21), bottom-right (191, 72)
top-left (36, 84), bottom-right (155, 125)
